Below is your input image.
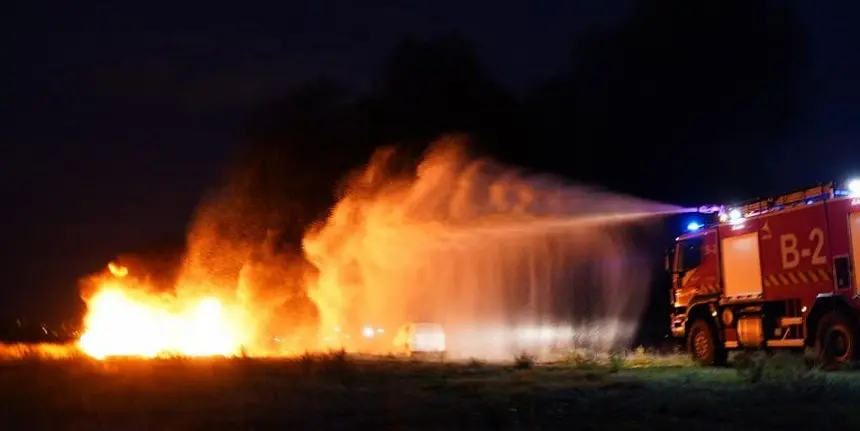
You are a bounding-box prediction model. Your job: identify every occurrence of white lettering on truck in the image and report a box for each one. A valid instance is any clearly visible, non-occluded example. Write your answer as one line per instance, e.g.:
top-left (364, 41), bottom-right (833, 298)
top-left (780, 227), bottom-right (827, 269)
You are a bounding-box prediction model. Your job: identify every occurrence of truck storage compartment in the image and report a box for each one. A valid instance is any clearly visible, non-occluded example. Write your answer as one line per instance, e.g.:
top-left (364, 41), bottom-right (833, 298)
top-left (721, 232), bottom-right (763, 298)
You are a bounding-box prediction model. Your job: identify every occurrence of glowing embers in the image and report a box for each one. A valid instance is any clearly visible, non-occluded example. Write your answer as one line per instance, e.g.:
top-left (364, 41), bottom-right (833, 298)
top-left (107, 262), bottom-right (128, 278)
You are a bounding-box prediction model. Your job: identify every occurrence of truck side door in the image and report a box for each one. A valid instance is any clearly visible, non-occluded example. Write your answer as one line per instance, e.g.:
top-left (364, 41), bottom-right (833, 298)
top-left (673, 230), bottom-right (720, 307)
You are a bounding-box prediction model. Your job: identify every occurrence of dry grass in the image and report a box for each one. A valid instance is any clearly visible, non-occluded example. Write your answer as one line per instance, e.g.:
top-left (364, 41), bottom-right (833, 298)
top-left (0, 342), bottom-right (84, 360)
top-left (548, 345), bottom-right (695, 371)
top-left (1, 346), bottom-right (860, 429)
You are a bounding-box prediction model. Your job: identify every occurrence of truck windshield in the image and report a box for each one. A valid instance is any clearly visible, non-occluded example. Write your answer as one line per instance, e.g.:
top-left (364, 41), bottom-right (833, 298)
top-left (675, 237), bottom-right (703, 272)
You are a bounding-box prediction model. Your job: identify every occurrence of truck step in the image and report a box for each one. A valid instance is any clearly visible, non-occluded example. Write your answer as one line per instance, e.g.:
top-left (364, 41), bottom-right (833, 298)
top-left (724, 339), bottom-right (804, 348)
top-left (778, 317), bottom-right (803, 327)
top-left (766, 339), bottom-right (804, 348)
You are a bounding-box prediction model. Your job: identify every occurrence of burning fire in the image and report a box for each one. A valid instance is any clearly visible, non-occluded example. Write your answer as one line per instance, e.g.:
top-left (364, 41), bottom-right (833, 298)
top-left (107, 262), bottom-right (128, 278)
top-left (78, 264), bottom-right (245, 359)
top-left (75, 136), bottom-right (665, 360)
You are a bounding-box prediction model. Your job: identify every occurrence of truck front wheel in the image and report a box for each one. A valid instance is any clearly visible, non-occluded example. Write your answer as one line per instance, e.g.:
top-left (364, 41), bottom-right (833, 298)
top-left (688, 319), bottom-right (727, 366)
top-left (816, 311), bottom-right (857, 368)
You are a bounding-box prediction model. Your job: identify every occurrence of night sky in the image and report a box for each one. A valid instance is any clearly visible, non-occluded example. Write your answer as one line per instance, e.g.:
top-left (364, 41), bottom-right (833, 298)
top-left (3, 1), bottom-right (860, 320)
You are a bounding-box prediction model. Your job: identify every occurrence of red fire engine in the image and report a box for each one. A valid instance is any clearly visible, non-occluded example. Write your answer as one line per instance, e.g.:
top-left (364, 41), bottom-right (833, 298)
top-left (668, 179), bottom-right (860, 366)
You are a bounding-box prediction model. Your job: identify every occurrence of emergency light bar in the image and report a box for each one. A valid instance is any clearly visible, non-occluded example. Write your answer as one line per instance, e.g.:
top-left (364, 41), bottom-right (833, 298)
top-left (693, 179), bottom-right (860, 226)
top-left (690, 178), bottom-right (859, 229)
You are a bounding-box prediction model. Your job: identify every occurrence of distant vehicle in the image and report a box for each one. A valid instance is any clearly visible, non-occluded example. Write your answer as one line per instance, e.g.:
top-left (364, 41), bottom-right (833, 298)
top-left (393, 322), bottom-right (446, 359)
top-left (668, 179), bottom-right (860, 367)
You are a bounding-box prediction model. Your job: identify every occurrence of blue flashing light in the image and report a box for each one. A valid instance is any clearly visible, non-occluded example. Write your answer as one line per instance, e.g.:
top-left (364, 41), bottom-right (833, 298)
top-left (687, 221), bottom-right (702, 232)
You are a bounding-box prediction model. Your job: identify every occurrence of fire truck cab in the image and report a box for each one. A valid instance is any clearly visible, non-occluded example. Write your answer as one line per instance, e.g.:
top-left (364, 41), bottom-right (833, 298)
top-left (668, 179), bottom-right (860, 366)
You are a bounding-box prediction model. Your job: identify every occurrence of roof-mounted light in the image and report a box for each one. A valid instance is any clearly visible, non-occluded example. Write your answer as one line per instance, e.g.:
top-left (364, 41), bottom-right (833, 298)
top-left (722, 208), bottom-right (744, 225)
top-left (848, 178), bottom-right (860, 198)
top-left (729, 208), bottom-right (742, 221)
top-left (687, 221), bottom-right (702, 232)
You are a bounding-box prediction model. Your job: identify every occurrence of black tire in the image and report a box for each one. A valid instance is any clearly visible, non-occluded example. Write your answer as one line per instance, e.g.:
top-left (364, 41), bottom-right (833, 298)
top-left (688, 319), bottom-right (727, 366)
top-left (815, 311), bottom-right (857, 368)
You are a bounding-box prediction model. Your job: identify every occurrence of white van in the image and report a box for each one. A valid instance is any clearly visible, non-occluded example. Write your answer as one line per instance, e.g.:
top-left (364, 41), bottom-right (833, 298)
top-left (393, 322), bottom-right (446, 359)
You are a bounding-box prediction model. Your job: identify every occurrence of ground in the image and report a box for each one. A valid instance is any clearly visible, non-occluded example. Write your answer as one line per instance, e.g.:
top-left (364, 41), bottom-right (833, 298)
top-left (1, 347), bottom-right (858, 429)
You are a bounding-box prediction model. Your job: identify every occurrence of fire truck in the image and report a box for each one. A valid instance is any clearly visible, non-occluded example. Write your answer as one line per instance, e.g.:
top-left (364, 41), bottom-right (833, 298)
top-left (668, 179), bottom-right (860, 366)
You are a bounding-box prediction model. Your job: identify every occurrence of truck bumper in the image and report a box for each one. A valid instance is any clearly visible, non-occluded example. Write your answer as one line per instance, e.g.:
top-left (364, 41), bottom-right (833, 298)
top-left (670, 313), bottom-right (686, 338)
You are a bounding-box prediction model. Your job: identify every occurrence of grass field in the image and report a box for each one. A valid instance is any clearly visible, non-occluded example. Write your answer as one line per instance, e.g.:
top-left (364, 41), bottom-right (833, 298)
top-left (1, 345), bottom-right (859, 429)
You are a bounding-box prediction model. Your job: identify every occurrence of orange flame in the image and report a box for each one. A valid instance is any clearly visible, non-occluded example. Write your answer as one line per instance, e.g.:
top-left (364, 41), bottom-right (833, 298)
top-left (78, 268), bottom-right (246, 359)
top-left (76, 136), bottom-right (663, 360)
top-left (77, 184), bottom-right (321, 359)
top-left (107, 262), bottom-right (128, 278)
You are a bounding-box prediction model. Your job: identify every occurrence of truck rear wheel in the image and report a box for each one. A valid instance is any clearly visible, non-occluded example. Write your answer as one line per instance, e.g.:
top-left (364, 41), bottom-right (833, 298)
top-left (688, 319), bottom-right (727, 366)
top-left (815, 311), bottom-right (857, 368)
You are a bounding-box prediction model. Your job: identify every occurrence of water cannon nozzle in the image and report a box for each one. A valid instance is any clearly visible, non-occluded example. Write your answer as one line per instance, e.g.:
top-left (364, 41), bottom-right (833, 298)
top-left (697, 205), bottom-right (722, 214)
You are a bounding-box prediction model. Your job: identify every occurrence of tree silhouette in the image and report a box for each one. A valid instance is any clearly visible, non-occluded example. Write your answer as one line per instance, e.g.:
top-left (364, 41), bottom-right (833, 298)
top-left (528, 0), bottom-right (807, 204)
top-left (374, 35), bottom-right (524, 153)
top-left (234, 34), bottom-right (524, 246)
top-left (232, 77), bottom-right (358, 245)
